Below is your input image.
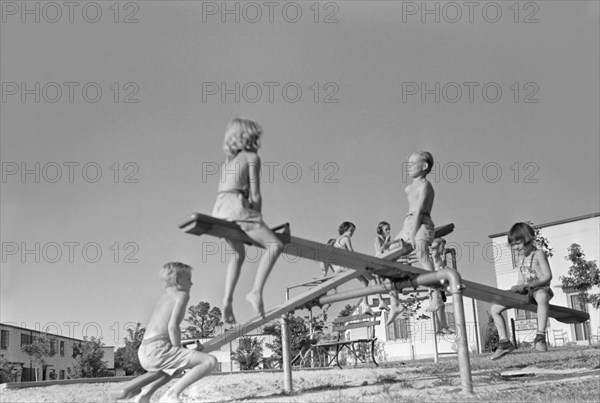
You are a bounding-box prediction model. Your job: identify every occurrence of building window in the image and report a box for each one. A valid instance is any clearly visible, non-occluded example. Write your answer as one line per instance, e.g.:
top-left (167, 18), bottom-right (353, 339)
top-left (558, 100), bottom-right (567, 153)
top-left (1, 330), bottom-right (9, 349)
top-left (20, 333), bottom-right (31, 347)
top-left (371, 298), bottom-right (391, 307)
top-left (59, 370), bottom-right (65, 380)
top-left (386, 316), bottom-right (411, 340)
top-left (570, 293), bottom-right (590, 341)
top-left (60, 341), bottom-right (65, 357)
top-left (49, 340), bottom-right (57, 355)
top-left (515, 309), bottom-right (537, 320)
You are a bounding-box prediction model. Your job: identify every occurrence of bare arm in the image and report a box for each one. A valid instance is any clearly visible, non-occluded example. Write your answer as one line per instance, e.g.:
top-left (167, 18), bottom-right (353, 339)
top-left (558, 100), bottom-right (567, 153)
top-left (248, 154), bottom-right (262, 212)
top-left (528, 250), bottom-right (552, 288)
top-left (168, 292), bottom-right (190, 347)
top-left (374, 237), bottom-right (383, 254)
top-left (341, 236), bottom-right (354, 252)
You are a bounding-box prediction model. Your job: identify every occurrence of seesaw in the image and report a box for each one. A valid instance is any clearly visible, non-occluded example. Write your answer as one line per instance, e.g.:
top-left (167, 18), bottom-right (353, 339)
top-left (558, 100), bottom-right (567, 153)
top-left (111, 217), bottom-right (457, 399)
top-left (112, 214), bottom-right (589, 398)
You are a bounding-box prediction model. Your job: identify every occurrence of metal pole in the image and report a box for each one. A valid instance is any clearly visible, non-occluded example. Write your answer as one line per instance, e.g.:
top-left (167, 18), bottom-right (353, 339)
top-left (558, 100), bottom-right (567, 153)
top-left (411, 268), bottom-right (473, 394)
top-left (281, 288), bottom-right (293, 393)
top-left (281, 314), bottom-right (293, 393)
top-left (318, 281), bottom-right (425, 305)
top-left (511, 318), bottom-right (518, 349)
top-left (309, 308), bottom-right (314, 367)
top-left (432, 310), bottom-right (439, 364)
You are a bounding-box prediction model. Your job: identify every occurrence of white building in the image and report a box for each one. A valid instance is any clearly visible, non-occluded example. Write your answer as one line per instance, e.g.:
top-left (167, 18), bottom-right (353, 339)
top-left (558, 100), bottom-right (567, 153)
top-left (488, 213), bottom-right (600, 346)
top-left (0, 323), bottom-right (116, 382)
top-left (342, 292), bottom-right (482, 362)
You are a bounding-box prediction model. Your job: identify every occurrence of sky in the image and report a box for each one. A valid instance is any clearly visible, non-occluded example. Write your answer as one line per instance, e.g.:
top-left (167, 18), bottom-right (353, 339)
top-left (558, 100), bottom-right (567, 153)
top-left (1, 1), bottom-right (599, 348)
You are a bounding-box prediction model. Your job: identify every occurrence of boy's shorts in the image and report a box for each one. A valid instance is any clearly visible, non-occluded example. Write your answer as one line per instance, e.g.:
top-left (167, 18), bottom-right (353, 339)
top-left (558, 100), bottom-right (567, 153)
top-left (527, 286), bottom-right (554, 305)
top-left (513, 285), bottom-right (554, 305)
top-left (138, 335), bottom-right (196, 376)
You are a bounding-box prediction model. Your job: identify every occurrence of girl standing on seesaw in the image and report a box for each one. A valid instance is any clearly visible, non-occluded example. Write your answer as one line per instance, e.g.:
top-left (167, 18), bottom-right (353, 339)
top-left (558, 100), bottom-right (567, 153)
top-left (212, 118), bottom-right (283, 324)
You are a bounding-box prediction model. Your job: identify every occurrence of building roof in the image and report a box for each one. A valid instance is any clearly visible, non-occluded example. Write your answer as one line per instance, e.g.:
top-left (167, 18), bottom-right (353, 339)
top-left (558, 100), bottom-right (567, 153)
top-left (488, 212), bottom-right (600, 239)
top-left (1, 322), bottom-right (86, 344)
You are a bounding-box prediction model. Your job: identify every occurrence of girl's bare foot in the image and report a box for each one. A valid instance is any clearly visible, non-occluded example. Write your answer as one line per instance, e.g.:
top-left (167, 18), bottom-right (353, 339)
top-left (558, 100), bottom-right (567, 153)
top-left (426, 290), bottom-right (444, 312)
top-left (246, 291), bottom-right (265, 319)
top-left (222, 304), bottom-right (236, 324)
top-left (436, 327), bottom-right (456, 335)
top-left (386, 303), bottom-right (406, 325)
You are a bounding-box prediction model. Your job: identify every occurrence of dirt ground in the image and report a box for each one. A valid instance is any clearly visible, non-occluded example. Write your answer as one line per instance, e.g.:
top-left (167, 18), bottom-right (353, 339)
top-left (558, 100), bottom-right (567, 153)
top-left (1, 365), bottom-right (599, 403)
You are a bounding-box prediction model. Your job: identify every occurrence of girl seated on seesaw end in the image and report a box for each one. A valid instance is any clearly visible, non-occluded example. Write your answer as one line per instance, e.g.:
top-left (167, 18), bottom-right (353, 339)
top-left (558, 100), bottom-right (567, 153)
top-left (211, 118), bottom-right (284, 324)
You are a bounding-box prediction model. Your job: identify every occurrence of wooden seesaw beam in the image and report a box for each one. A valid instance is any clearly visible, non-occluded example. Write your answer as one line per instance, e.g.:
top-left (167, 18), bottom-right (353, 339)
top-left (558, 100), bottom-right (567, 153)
top-left (111, 217), bottom-right (452, 400)
top-left (111, 270), bottom-right (365, 400)
top-left (179, 214), bottom-right (590, 322)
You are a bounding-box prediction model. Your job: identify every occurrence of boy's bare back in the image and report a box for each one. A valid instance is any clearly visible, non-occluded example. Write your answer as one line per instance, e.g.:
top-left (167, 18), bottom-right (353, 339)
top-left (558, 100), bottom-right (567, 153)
top-left (144, 289), bottom-right (189, 346)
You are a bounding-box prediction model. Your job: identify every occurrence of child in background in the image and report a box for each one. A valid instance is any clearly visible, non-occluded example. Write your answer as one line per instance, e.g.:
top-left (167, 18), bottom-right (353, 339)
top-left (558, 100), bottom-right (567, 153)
top-left (333, 221), bottom-right (376, 315)
top-left (212, 118), bottom-right (284, 324)
top-left (136, 262), bottom-right (218, 403)
top-left (321, 238), bottom-right (337, 277)
top-left (490, 222), bottom-right (553, 360)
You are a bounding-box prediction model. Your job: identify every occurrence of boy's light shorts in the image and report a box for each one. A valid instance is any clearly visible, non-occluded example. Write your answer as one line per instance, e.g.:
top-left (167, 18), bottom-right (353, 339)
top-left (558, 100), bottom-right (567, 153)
top-left (138, 335), bottom-right (196, 376)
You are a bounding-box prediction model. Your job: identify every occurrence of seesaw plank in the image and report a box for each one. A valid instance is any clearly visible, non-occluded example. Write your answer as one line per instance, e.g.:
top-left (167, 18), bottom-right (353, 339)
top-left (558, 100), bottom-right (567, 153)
top-left (181, 213), bottom-right (589, 324)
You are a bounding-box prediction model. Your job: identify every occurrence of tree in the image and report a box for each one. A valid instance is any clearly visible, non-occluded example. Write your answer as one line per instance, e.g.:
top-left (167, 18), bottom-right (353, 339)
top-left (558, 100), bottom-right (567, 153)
top-left (527, 220), bottom-right (553, 257)
top-left (72, 337), bottom-right (111, 378)
top-left (0, 355), bottom-right (21, 383)
top-left (184, 301), bottom-right (223, 339)
top-left (560, 243), bottom-right (600, 309)
top-left (21, 333), bottom-right (56, 381)
top-left (114, 323), bottom-right (146, 375)
top-left (231, 337), bottom-right (263, 370)
top-left (338, 304), bottom-right (353, 318)
top-left (263, 312), bottom-right (326, 366)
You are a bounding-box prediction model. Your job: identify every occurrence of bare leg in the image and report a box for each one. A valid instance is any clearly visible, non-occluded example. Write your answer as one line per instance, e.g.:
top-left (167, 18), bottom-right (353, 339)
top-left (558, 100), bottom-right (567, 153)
top-left (223, 240), bottom-right (245, 324)
top-left (533, 290), bottom-right (550, 333)
top-left (435, 304), bottom-right (455, 334)
top-left (427, 289), bottom-right (445, 313)
top-left (386, 291), bottom-right (406, 325)
top-left (490, 304), bottom-right (509, 340)
top-left (159, 353), bottom-right (218, 403)
top-left (355, 275), bottom-right (375, 315)
top-left (373, 276), bottom-right (389, 310)
top-left (245, 226), bottom-right (283, 319)
top-left (415, 240), bottom-right (443, 313)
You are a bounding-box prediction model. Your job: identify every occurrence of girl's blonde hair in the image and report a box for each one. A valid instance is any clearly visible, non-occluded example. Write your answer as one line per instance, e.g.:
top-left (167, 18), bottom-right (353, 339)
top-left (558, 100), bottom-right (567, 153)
top-left (223, 118), bottom-right (263, 159)
top-left (160, 262), bottom-right (192, 287)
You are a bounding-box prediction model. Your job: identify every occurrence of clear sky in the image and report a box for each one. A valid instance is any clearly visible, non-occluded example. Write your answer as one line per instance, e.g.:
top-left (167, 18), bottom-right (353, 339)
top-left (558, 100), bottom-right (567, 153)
top-left (1, 1), bottom-right (598, 347)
